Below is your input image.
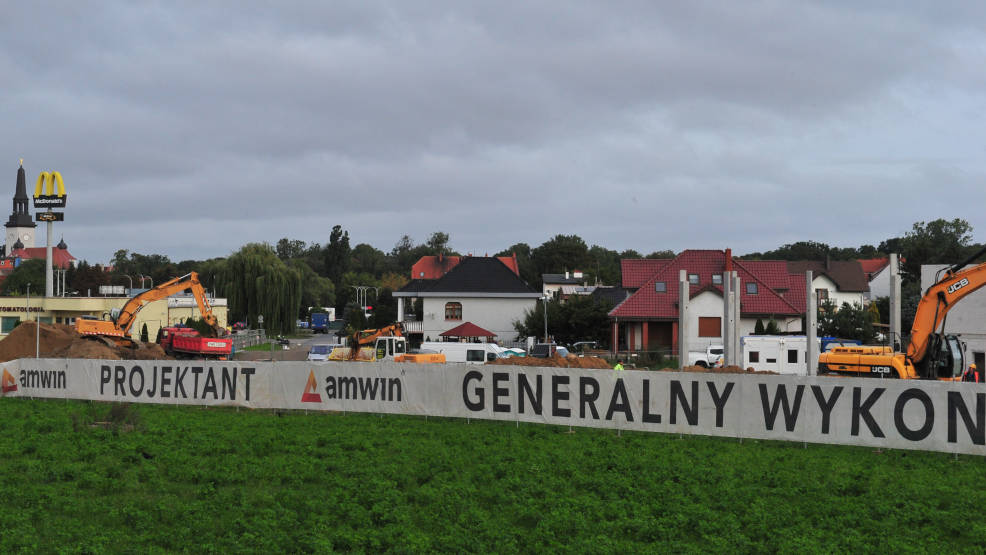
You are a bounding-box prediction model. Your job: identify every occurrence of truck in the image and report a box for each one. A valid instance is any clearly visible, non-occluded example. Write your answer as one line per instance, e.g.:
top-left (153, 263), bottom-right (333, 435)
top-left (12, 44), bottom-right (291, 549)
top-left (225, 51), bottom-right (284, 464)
top-left (310, 312), bottom-right (330, 334)
top-left (159, 326), bottom-right (233, 360)
top-left (687, 345), bottom-right (724, 368)
top-left (740, 336), bottom-right (820, 375)
top-left (818, 244), bottom-right (986, 379)
top-left (419, 341), bottom-right (508, 364)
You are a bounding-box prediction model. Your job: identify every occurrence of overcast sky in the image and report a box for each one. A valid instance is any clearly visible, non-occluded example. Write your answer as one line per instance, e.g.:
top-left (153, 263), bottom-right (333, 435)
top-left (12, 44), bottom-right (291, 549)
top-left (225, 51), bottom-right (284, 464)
top-left (1, 2), bottom-right (984, 264)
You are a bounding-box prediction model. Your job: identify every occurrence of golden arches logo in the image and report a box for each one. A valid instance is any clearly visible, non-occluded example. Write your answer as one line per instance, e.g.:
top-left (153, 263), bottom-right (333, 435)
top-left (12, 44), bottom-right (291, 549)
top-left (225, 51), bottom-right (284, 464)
top-left (34, 171), bottom-right (66, 197)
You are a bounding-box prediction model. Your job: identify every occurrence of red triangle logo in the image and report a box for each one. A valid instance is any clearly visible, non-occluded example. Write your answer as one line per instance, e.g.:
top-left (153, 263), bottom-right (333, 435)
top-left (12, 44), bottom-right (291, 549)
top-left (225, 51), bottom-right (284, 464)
top-left (301, 370), bottom-right (321, 403)
top-left (1, 369), bottom-right (17, 393)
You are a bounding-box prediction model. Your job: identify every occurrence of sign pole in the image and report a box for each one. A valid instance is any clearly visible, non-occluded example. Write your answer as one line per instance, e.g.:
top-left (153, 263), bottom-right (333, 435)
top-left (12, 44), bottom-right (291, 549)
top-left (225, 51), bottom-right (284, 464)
top-left (45, 217), bottom-right (53, 297)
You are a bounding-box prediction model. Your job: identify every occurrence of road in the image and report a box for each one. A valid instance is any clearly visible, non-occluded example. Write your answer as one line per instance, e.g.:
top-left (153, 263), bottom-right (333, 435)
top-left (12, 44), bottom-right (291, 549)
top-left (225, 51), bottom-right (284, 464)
top-left (232, 333), bottom-right (334, 362)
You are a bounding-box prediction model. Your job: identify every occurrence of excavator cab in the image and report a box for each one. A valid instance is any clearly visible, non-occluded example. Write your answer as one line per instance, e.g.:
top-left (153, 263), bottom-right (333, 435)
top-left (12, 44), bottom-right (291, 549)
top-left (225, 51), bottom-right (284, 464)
top-left (916, 334), bottom-right (964, 380)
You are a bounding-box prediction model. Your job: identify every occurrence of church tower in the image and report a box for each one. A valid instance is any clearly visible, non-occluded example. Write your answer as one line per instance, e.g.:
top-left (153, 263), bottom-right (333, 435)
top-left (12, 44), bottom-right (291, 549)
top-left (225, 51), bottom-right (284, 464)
top-left (5, 160), bottom-right (36, 254)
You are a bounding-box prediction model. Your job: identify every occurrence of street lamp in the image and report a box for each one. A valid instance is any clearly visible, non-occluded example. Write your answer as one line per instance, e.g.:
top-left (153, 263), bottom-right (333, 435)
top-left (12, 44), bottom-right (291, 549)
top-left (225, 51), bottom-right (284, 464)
top-left (121, 274), bottom-right (133, 294)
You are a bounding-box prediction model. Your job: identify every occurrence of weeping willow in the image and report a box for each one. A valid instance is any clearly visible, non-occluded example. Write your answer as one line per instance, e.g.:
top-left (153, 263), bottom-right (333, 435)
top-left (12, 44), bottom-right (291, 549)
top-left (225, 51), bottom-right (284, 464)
top-left (220, 243), bottom-right (302, 334)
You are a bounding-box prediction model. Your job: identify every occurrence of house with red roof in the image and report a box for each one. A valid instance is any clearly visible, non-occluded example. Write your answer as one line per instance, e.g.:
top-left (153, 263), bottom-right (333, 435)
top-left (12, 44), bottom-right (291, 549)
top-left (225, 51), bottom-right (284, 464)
top-left (411, 253), bottom-right (519, 280)
top-left (858, 257), bottom-right (901, 300)
top-left (609, 249), bottom-right (807, 353)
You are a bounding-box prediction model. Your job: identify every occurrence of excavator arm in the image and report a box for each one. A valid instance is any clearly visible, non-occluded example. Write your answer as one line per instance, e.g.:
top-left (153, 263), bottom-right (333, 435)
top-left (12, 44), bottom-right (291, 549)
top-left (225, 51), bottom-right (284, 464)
top-left (76, 271), bottom-right (221, 342)
top-left (907, 245), bottom-right (986, 364)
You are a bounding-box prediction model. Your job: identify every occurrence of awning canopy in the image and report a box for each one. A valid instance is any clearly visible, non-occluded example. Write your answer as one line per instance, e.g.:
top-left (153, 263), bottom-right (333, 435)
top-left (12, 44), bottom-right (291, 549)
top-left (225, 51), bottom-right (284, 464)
top-left (439, 321), bottom-right (497, 340)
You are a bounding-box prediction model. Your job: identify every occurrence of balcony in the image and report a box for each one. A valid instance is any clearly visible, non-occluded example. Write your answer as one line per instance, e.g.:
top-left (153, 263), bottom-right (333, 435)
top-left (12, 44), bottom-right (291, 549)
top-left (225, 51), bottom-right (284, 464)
top-left (401, 320), bottom-right (423, 333)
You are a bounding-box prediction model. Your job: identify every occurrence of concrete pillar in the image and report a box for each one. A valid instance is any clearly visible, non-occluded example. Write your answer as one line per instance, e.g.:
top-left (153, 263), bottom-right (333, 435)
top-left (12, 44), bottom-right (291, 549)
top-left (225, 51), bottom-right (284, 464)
top-left (678, 269), bottom-right (689, 369)
top-left (397, 297), bottom-right (404, 322)
top-left (889, 253), bottom-right (901, 350)
top-left (722, 272), bottom-right (733, 366)
top-left (611, 321), bottom-right (619, 354)
top-left (732, 272), bottom-right (742, 365)
top-left (806, 271), bottom-right (818, 376)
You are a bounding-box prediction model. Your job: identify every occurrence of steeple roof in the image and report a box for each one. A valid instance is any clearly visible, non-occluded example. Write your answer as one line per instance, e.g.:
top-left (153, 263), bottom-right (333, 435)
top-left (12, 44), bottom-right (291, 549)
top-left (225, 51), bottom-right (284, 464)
top-left (6, 161), bottom-right (36, 228)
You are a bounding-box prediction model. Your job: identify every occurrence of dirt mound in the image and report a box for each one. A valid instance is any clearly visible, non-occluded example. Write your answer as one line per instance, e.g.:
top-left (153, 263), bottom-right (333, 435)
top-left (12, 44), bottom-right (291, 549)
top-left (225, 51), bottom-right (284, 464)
top-left (659, 365), bottom-right (778, 375)
top-left (0, 322), bottom-right (173, 362)
top-left (488, 354), bottom-right (613, 369)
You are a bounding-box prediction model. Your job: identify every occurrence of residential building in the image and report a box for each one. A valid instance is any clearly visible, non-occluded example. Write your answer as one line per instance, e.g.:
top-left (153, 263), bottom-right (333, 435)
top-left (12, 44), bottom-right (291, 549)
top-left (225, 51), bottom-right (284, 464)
top-left (786, 260), bottom-right (868, 308)
top-left (395, 256), bottom-right (541, 343)
top-left (609, 249), bottom-right (806, 353)
top-left (542, 270), bottom-right (591, 300)
top-left (411, 253), bottom-right (519, 280)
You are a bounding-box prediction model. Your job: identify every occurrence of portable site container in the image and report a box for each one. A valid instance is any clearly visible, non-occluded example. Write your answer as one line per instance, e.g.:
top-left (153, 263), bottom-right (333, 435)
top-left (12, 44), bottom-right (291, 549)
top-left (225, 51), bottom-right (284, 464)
top-left (740, 335), bottom-right (821, 375)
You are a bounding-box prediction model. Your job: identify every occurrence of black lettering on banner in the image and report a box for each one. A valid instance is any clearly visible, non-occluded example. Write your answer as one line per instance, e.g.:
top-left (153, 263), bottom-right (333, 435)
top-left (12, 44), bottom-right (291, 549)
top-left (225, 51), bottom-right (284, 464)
top-left (759, 384), bottom-right (804, 432)
top-left (161, 367), bottom-right (172, 398)
top-left (852, 387), bottom-right (885, 438)
top-left (579, 377), bottom-right (600, 419)
top-left (492, 372), bottom-right (510, 413)
top-left (202, 369), bottom-right (218, 399)
top-left (642, 379), bottom-right (661, 424)
top-left (388, 378), bottom-right (401, 402)
top-left (810, 385), bottom-right (843, 434)
top-left (707, 381), bottom-right (734, 428)
top-left (463, 370), bottom-right (484, 411)
top-left (222, 368), bottom-right (237, 400)
top-left (552, 375), bottom-right (571, 418)
top-left (605, 378), bottom-right (634, 422)
top-left (100, 365), bottom-right (111, 394)
top-left (338, 377), bottom-right (356, 398)
top-left (129, 365), bottom-right (144, 397)
top-left (948, 391), bottom-right (985, 445)
top-left (518, 374), bottom-right (542, 415)
top-left (191, 367), bottom-right (203, 398)
top-left (114, 365), bottom-right (126, 396)
top-left (325, 376), bottom-right (337, 398)
top-left (359, 377), bottom-right (379, 400)
top-left (670, 381), bottom-right (698, 426)
top-left (893, 388), bottom-right (934, 441)
top-left (240, 367), bottom-right (256, 401)
top-left (174, 366), bottom-right (188, 398)
top-left (146, 367), bottom-right (158, 398)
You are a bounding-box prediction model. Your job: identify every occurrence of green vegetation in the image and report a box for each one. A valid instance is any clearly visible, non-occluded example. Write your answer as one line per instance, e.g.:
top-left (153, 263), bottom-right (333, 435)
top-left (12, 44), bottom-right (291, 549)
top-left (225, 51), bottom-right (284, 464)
top-left (2, 398), bottom-right (985, 552)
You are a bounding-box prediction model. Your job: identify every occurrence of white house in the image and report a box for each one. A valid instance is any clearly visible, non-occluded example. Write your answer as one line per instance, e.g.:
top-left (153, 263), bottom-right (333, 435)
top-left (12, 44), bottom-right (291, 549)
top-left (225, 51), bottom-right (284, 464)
top-left (395, 257), bottom-right (541, 343)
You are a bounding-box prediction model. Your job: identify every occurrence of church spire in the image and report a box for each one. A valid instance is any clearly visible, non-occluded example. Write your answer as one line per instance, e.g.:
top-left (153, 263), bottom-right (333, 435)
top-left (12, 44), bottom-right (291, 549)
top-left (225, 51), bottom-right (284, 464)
top-left (6, 160), bottom-right (35, 228)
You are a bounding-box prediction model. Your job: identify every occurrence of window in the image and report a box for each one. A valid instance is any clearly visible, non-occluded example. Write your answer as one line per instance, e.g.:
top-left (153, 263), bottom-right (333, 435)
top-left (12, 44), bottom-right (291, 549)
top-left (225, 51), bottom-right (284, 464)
top-left (698, 317), bottom-right (721, 338)
top-left (749, 351), bottom-right (759, 363)
top-left (712, 274), bottom-right (723, 285)
top-left (788, 349), bottom-right (798, 363)
top-left (466, 349), bottom-right (485, 362)
top-left (688, 273), bottom-right (699, 285)
top-left (1, 317), bottom-right (20, 334)
top-left (655, 282), bottom-right (666, 293)
top-left (766, 357), bottom-right (777, 363)
top-left (445, 302), bottom-right (462, 321)
top-left (38, 317), bottom-right (52, 324)
top-left (746, 282), bottom-right (758, 295)
top-left (816, 288), bottom-right (829, 301)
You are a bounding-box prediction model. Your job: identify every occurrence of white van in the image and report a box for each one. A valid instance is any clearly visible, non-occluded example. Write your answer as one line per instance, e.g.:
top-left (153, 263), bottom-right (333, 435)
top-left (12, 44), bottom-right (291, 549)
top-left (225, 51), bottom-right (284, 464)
top-left (419, 342), bottom-right (507, 364)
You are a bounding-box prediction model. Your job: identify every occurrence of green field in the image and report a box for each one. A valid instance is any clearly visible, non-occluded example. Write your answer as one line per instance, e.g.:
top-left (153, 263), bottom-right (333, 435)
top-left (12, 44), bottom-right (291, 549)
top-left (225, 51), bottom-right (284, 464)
top-left (2, 398), bottom-right (985, 553)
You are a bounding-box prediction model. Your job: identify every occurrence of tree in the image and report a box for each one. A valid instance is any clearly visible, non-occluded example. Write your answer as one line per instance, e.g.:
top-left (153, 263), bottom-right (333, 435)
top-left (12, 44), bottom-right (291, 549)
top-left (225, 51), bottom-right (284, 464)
top-left (513, 296), bottom-right (614, 346)
top-left (425, 231), bottom-right (451, 255)
top-left (68, 261), bottom-right (111, 295)
top-left (817, 300), bottom-right (877, 343)
top-left (288, 259), bottom-right (335, 318)
top-left (350, 243), bottom-right (390, 277)
top-left (587, 245), bottom-right (621, 286)
top-left (220, 243), bottom-right (302, 334)
top-left (140, 323), bottom-right (149, 343)
top-left (531, 235), bottom-right (592, 289)
top-left (645, 250), bottom-right (675, 259)
top-left (754, 319), bottom-right (766, 335)
top-left (324, 225), bottom-right (351, 287)
top-left (275, 238), bottom-right (308, 260)
top-left (1, 258), bottom-right (45, 295)
top-left (896, 219), bottom-right (975, 284)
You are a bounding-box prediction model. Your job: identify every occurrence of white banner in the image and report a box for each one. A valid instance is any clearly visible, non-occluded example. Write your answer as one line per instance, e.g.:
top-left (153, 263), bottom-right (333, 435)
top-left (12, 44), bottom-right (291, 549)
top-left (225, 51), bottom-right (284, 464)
top-left (3, 359), bottom-right (985, 456)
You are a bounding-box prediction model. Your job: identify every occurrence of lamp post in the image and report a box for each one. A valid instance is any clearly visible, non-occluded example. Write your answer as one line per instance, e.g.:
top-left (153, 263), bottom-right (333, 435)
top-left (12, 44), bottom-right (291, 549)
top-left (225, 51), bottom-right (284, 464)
top-left (121, 274), bottom-right (133, 295)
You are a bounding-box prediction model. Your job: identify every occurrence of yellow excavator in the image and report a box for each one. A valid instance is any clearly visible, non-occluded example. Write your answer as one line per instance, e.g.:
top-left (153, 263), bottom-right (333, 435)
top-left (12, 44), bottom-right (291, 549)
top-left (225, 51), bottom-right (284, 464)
top-left (328, 323), bottom-right (444, 363)
top-left (819, 246), bottom-right (986, 380)
top-left (76, 272), bottom-right (225, 348)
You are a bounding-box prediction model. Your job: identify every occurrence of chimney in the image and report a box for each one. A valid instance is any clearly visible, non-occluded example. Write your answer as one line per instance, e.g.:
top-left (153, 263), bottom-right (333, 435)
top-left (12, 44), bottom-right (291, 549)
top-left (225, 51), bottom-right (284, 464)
top-left (825, 255), bottom-right (830, 271)
top-left (565, 271), bottom-right (569, 279)
top-left (438, 253), bottom-right (443, 262)
top-left (725, 248), bottom-right (732, 272)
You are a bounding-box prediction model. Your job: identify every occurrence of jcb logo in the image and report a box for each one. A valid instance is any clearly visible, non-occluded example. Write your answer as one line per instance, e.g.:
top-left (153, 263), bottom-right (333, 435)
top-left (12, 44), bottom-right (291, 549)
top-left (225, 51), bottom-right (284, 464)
top-left (947, 278), bottom-right (970, 295)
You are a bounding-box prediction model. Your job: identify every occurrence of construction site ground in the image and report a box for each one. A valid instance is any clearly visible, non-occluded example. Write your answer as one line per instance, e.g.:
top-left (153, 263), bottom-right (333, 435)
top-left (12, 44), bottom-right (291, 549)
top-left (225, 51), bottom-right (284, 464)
top-left (0, 322), bottom-right (168, 362)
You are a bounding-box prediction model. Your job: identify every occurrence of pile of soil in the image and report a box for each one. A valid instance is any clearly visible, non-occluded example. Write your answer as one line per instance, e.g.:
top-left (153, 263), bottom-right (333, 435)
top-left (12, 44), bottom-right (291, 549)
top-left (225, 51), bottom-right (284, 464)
top-left (659, 365), bottom-right (779, 375)
top-left (488, 354), bottom-right (613, 369)
top-left (0, 322), bottom-right (171, 362)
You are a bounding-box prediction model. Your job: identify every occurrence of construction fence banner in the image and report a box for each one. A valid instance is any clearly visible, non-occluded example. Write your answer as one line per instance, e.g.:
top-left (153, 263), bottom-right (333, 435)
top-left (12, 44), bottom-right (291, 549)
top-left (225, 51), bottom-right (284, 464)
top-left (3, 359), bottom-right (986, 456)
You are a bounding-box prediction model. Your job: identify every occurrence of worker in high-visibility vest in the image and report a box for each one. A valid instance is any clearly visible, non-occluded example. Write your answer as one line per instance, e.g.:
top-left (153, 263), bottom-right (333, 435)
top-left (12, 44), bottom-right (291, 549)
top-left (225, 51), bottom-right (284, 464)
top-left (963, 363), bottom-right (979, 383)
top-left (613, 359), bottom-right (624, 371)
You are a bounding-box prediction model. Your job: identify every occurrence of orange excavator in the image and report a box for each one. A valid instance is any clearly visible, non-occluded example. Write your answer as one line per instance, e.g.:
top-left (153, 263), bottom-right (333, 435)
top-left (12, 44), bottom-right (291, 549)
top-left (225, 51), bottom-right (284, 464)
top-left (329, 323), bottom-right (407, 361)
top-left (76, 272), bottom-right (226, 348)
top-left (819, 246), bottom-right (986, 379)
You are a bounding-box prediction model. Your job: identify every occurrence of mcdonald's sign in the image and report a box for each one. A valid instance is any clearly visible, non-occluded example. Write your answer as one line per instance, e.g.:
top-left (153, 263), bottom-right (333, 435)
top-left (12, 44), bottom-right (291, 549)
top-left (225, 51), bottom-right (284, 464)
top-left (33, 171), bottom-right (67, 208)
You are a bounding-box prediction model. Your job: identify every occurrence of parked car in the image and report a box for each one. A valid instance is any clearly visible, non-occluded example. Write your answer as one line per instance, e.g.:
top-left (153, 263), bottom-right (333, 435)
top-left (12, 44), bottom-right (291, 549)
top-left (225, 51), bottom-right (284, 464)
top-left (529, 343), bottom-right (570, 358)
top-left (307, 344), bottom-right (339, 361)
